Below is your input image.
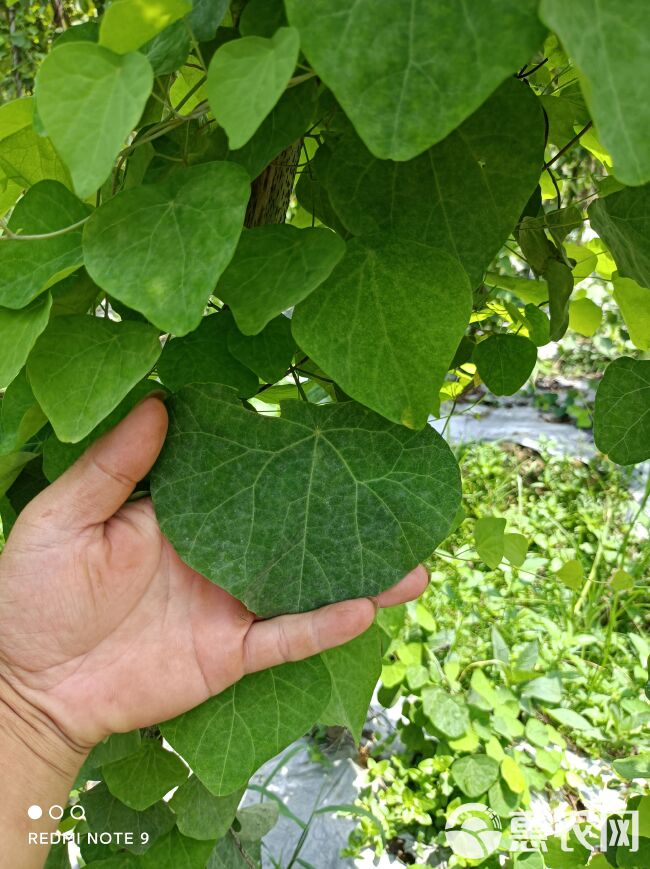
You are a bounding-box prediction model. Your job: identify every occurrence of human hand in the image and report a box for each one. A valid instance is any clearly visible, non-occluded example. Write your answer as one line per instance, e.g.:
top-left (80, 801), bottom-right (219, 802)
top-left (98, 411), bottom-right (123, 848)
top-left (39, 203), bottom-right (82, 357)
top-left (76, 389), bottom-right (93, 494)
top-left (0, 396), bottom-right (428, 753)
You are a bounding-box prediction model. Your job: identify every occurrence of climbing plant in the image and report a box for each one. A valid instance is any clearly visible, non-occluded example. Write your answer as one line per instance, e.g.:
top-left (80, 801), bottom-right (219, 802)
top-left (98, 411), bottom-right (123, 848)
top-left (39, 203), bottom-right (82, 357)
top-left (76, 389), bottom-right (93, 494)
top-left (0, 0), bottom-right (648, 864)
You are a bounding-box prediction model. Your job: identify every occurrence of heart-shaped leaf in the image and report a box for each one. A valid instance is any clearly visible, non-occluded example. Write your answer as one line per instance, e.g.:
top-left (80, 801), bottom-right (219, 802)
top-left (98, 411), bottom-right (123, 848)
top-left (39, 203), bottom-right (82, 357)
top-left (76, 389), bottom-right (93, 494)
top-left (594, 357), bottom-right (650, 465)
top-left (323, 79), bottom-right (545, 287)
top-left (151, 383), bottom-right (460, 616)
top-left (103, 740), bottom-right (188, 811)
top-left (161, 656), bottom-right (331, 794)
top-left (35, 42), bottom-right (153, 198)
top-left (589, 185), bottom-right (650, 288)
top-left (227, 315), bottom-right (295, 384)
top-left (451, 754), bottom-right (500, 798)
top-left (217, 224), bottom-right (345, 335)
top-left (292, 235), bottom-right (471, 429)
top-left (27, 315), bottom-right (162, 442)
top-left (474, 334), bottom-right (538, 396)
top-left (84, 163), bottom-right (250, 335)
top-left (207, 27), bottom-right (300, 149)
top-left (0, 181), bottom-right (90, 309)
top-left (286, 0), bottom-right (544, 161)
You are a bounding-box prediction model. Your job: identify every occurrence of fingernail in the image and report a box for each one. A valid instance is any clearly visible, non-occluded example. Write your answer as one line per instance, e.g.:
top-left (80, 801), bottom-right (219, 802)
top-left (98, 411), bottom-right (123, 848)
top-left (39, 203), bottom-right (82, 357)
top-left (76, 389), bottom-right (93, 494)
top-left (367, 596), bottom-right (379, 614)
top-left (138, 388), bottom-right (167, 405)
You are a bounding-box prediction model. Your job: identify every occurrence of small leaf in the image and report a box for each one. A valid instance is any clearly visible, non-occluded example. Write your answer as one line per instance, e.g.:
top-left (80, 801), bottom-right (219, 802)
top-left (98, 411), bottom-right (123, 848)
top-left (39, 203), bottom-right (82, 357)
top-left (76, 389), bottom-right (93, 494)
top-left (525, 718), bottom-right (549, 748)
top-left (103, 740), bottom-right (188, 811)
top-left (0, 181), bottom-right (90, 309)
top-left (612, 754), bottom-right (650, 780)
top-left (523, 304), bottom-right (551, 347)
top-left (491, 625), bottom-right (510, 665)
top-left (236, 803), bottom-right (279, 841)
top-left (568, 297), bottom-right (602, 337)
top-left (35, 43), bottom-right (153, 198)
top-left (169, 776), bottom-right (244, 841)
top-left (422, 687), bottom-right (470, 739)
top-left (100, 0), bottom-right (191, 54)
top-left (589, 185), bottom-right (650, 287)
top-left (0, 294), bottom-right (52, 388)
top-left (612, 276), bottom-right (650, 351)
top-left (84, 162), bottom-right (250, 336)
top-left (521, 676), bottom-right (562, 704)
top-left (546, 259), bottom-right (575, 341)
top-left (0, 370), bottom-right (47, 455)
top-left (517, 640), bottom-right (539, 673)
top-left (474, 516), bottom-right (506, 569)
top-left (451, 754), bottom-right (500, 798)
top-left (292, 235), bottom-right (471, 429)
top-left (501, 756), bottom-right (526, 794)
top-left (611, 569), bottom-right (634, 592)
top-left (594, 357), bottom-right (650, 465)
top-left (217, 224), bottom-right (345, 335)
top-left (157, 312), bottom-right (258, 397)
top-left (556, 559), bottom-right (584, 591)
top-left (161, 656), bottom-right (331, 795)
top-left (547, 707), bottom-right (594, 731)
top-left (27, 315), bottom-right (162, 442)
top-left (151, 384), bottom-right (460, 616)
top-left (503, 533), bottom-right (529, 567)
top-left (227, 315), bottom-right (295, 384)
top-left (474, 335), bottom-right (537, 396)
top-left (488, 777), bottom-right (520, 818)
top-left (0, 97), bottom-right (70, 188)
top-left (320, 626), bottom-right (382, 741)
top-left (207, 28), bottom-right (300, 149)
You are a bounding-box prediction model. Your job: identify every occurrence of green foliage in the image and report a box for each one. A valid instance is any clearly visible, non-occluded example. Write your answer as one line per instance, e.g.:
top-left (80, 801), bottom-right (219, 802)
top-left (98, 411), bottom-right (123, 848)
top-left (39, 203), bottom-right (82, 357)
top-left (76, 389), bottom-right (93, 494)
top-left (1, 2), bottom-right (648, 863)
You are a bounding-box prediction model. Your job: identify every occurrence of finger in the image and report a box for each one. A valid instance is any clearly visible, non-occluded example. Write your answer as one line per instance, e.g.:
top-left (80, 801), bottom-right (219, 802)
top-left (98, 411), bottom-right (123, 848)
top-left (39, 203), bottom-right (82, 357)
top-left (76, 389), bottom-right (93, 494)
top-left (373, 565), bottom-right (429, 608)
top-left (26, 397), bottom-right (168, 531)
top-left (243, 597), bottom-right (376, 674)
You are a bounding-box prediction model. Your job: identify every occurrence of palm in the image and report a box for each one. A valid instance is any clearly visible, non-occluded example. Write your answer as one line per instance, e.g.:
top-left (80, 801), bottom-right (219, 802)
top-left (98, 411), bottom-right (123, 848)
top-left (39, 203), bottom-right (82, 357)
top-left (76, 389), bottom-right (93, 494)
top-left (0, 398), bottom-right (427, 749)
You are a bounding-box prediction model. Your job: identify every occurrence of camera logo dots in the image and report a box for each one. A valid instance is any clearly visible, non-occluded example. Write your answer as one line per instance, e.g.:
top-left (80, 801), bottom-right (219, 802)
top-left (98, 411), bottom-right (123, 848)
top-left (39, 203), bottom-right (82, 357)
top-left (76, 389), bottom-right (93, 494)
top-left (26, 804), bottom-right (85, 821)
top-left (27, 805), bottom-right (43, 820)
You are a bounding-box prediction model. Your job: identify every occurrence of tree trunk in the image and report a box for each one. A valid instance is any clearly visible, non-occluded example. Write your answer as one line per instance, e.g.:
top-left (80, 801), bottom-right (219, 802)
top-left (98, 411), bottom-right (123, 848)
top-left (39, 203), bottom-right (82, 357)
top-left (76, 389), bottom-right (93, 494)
top-left (245, 140), bottom-right (302, 228)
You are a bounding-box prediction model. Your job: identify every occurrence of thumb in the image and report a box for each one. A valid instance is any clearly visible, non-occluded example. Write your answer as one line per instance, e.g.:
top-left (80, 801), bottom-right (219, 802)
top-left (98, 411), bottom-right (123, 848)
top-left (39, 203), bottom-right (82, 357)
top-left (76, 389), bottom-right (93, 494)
top-left (25, 397), bottom-right (168, 532)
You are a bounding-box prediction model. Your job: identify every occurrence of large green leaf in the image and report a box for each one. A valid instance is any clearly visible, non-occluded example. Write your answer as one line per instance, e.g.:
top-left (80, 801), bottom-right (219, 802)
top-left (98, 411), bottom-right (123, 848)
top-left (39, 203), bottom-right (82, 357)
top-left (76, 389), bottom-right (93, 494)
top-left (161, 656), bottom-right (331, 794)
top-left (451, 754), bottom-right (500, 798)
top-left (0, 97), bottom-right (70, 188)
top-left (227, 315), bottom-right (295, 384)
top-left (81, 783), bottom-right (176, 855)
top-left (474, 335), bottom-right (538, 396)
top-left (207, 28), bottom-right (300, 149)
top-left (157, 312), bottom-right (258, 396)
top-left (285, 0), bottom-right (544, 161)
top-left (422, 687), bottom-right (470, 739)
top-left (99, 0), bottom-right (191, 54)
top-left (594, 357), bottom-right (650, 465)
top-left (613, 276), bottom-right (650, 350)
top-left (35, 43), bottom-right (153, 198)
top-left (589, 185), bottom-right (650, 288)
top-left (540, 0), bottom-right (650, 185)
top-left (27, 315), bottom-right (162, 442)
top-left (323, 79), bottom-right (545, 287)
top-left (292, 236), bottom-right (471, 429)
top-left (0, 181), bottom-right (90, 309)
top-left (170, 777), bottom-right (244, 841)
top-left (84, 163), bottom-right (250, 335)
top-left (217, 224), bottom-right (345, 334)
top-left (103, 740), bottom-right (188, 811)
top-left (151, 384), bottom-right (461, 616)
top-left (320, 626), bottom-right (382, 740)
top-left (0, 294), bottom-right (52, 388)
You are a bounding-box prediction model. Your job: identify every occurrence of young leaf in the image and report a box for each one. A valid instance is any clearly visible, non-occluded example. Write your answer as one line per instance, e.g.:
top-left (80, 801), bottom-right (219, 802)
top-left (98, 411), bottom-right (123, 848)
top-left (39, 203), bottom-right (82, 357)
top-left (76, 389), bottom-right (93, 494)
top-left (556, 559), bottom-right (584, 591)
top-left (611, 569), bottom-right (634, 592)
top-left (0, 370), bottom-right (47, 455)
top-left (81, 783), bottom-right (175, 855)
top-left (612, 755), bottom-right (650, 780)
top-left (84, 162), bottom-right (250, 335)
top-left (169, 777), bottom-right (244, 841)
top-left (161, 656), bottom-right (331, 795)
top-left (0, 181), bottom-right (90, 309)
top-left (320, 626), bottom-right (382, 740)
top-left (540, 0), bottom-right (650, 185)
top-left (474, 517), bottom-right (506, 569)
top-left (236, 803), bottom-right (280, 842)
top-left (286, 0), bottom-right (544, 161)
top-left (0, 294), bottom-right (52, 388)
top-left (27, 315), bottom-right (162, 442)
top-left (103, 740), bottom-right (188, 811)
top-left (612, 276), bottom-right (650, 351)
top-left (35, 43), bottom-right (153, 198)
top-left (422, 687), bottom-right (470, 739)
top-left (503, 533), bottom-right (529, 568)
top-left (207, 28), bottom-right (300, 149)
top-left (594, 357), bottom-right (650, 464)
top-left (227, 315), bottom-right (295, 384)
top-left (523, 304), bottom-right (551, 347)
top-left (99, 0), bottom-right (191, 55)
top-left (501, 756), bottom-right (526, 794)
top-left (150, 384), bottom-right (461, 616)
top-left (217, 224), bottom-right (345, 335)
top-left (157, 312), bottom-right (258, 396)
top-left (292, 236), bottom-right (471, 429)
top-left (451, 754), bottom-right (500, 798)
top-left (474, 335), bottom-right (537, 396)
top-left (568, 298), bottom-right (602, 337)
top-left (546, 259), bottom-right (575, 341)
top-left (324, 79), bottom-right (545, 287)
top-left (491, 626), bottom-right (510, 665)
top-left (488, 778), bottom-right (520, 818)
top-left (0, 97), bottom-right (70, 188)
top-left (589, 185), bottom-right (650, 288)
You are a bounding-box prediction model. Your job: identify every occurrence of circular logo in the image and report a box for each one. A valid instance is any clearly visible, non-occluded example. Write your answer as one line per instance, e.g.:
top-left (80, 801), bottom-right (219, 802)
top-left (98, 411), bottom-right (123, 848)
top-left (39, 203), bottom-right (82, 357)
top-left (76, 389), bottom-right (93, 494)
top-left (445, 802), bottom-right (502, 860)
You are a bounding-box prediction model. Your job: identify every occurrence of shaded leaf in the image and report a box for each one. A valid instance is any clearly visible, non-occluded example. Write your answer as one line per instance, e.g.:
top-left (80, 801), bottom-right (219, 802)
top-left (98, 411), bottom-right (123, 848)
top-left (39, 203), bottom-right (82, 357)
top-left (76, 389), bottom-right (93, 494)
top-left (589, 185), bottom-right (650, 287)
top-left (0, 294), bottom-right (52, 388)
top-left (594, 357), bottom-right (650, 464)
top-left (474, 517), bottom-right (506, 569)
top-left (103, 740), bottom-right (188, 811)
top-left (81, 783), bottom-right (175, 855)
top-left (474, 335), bottom-right (537, 396)
top-left (170, 777), bottom-right (244, 841)
top-left (0, 97), bottom-right (70, 188)
top-left (422, 687), bottom-right (470, 739)
top-left (451, 754), bottom-right (500, 798)
top-left (227, 316), bottom-right (295, 384)
top-left (613, 276), bottom-right (650, 351)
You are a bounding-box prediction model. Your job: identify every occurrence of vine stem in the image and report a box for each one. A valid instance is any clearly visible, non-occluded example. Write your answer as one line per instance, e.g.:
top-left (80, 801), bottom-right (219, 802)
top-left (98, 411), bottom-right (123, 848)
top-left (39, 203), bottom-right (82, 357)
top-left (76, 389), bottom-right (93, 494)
top-left (543, 121), bottom-right (593, 170)
top-left (0, 215), bottom-right (90, 241)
